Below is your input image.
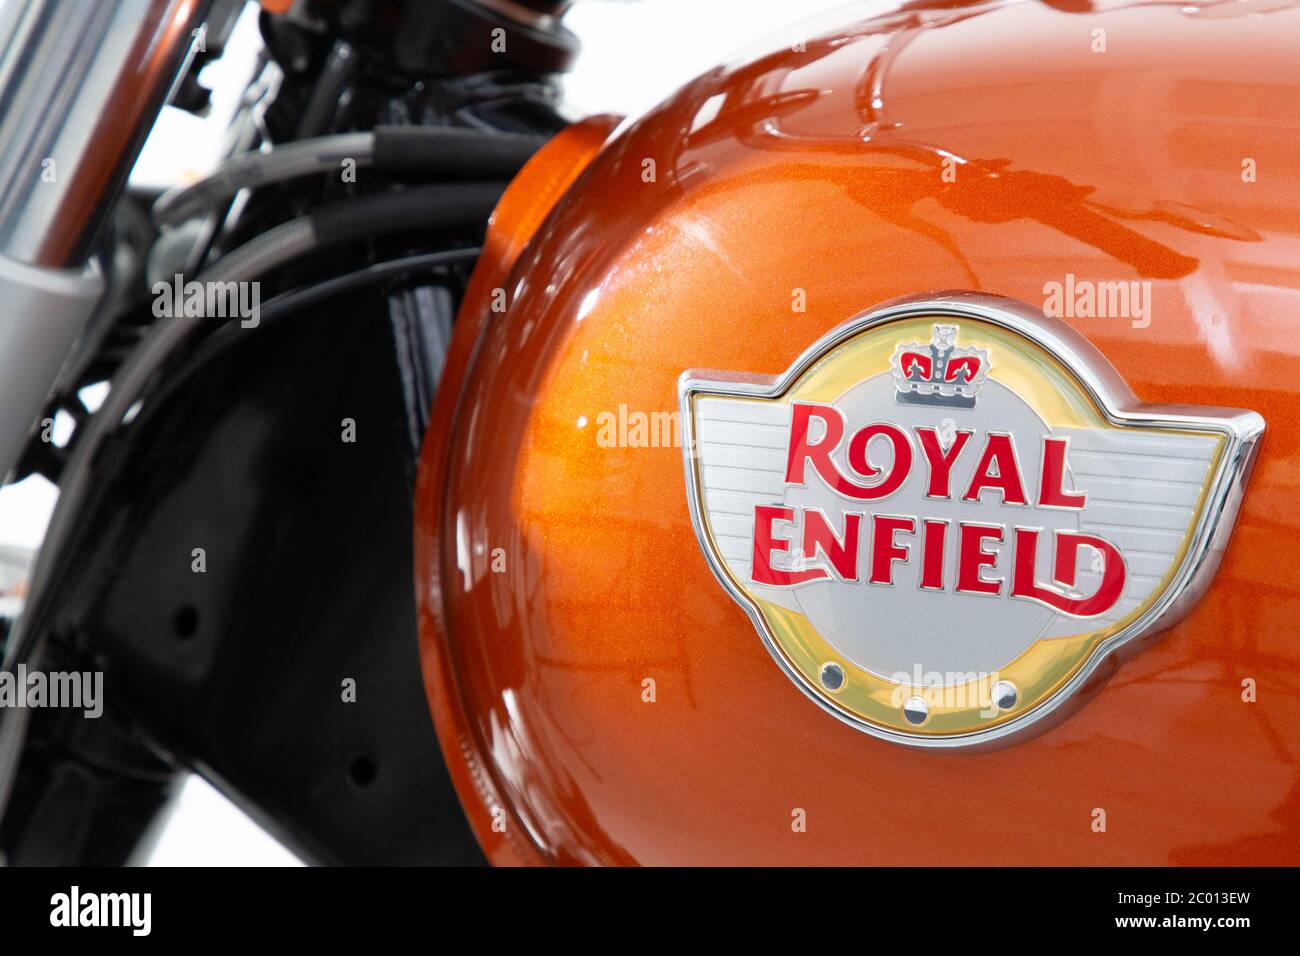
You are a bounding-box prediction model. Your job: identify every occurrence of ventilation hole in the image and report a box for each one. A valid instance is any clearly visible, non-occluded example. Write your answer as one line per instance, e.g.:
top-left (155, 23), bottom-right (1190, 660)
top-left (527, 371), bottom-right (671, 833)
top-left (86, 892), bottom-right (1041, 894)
top-left (172, 604), bottom-right (199, 640)
top-left (348, 755), bottom-right (378, 789)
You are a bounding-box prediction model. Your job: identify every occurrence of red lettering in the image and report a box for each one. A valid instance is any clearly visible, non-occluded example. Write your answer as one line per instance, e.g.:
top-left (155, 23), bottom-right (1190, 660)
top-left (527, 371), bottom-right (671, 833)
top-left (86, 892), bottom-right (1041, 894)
top-left (963, 433), bottom-right (1027, 505)
top-left (1039, 438), bottom-right (1086, 509)
top-left (869, 515), bottom-right (914, 585)
top-left (956, 523), bottom-right (1003, 595)
top-left (785, 403), bottom-right (845, 487)
top-left (916, 427), bottom-right (973, 498)
top-left (752, 505), bottom-right (826, 586)
top-left (803, 510), bottom-right (862, 581)
top-left (845, 423), bottom-right (912, 500)
top-left (919, 519), bottom-right (948, 590)
top-left (1010, 528), bottom-right (1125, 616)
top-left (766, 416), bottom-right (1117, 606)
top-left (785, 404), bottom-right (911, 501)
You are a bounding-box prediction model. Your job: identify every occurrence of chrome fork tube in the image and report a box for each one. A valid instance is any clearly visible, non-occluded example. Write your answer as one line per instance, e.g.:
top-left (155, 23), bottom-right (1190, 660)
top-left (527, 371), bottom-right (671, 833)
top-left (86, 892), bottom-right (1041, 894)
top-left (0, 0), bottom-right (206, 482)
top-left (0, 0), bottom-right (206, 265)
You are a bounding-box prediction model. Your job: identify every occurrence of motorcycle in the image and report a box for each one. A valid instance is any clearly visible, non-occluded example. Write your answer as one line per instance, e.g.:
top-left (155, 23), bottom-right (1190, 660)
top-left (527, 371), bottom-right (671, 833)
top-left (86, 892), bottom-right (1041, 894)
top-left (0, 0), bottom-right (1296, 868)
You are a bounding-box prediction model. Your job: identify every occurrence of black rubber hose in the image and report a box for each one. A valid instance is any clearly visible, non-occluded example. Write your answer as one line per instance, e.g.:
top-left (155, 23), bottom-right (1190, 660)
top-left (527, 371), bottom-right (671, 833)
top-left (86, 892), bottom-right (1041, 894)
top-left (201, 182), bottom-right (507, 283)
top-left (153, 126), bottom-right (547, 227)
top-left (372, 126), bottom-right (546, 178)
top-left (311, 181), bottom-right (507, 247)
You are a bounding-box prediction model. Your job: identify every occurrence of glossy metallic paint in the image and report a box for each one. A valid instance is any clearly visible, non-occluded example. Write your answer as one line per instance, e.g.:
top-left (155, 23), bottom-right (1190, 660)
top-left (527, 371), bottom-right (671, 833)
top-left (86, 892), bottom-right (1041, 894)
top-left (418, 0), bottom-right (1300, 864)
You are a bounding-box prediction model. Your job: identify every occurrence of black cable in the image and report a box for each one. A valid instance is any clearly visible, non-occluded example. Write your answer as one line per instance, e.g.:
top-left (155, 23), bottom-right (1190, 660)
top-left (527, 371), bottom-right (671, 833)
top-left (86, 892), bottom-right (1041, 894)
top-left (132, 247), bottom-right (483, 430)
top-left (154, 127), bottom-right (545, 226)
top-left (202, 182), bottom-right (506, 283)
top-left (372, 126), bottom-right (545, 178)
top-left (311, 182), bottom-right (505, 247)
top-left (256, 246), bottom-right (481, 322)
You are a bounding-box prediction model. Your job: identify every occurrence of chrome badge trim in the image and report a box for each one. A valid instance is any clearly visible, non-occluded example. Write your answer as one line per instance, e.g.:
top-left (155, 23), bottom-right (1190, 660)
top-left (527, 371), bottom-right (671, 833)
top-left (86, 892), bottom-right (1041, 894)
top-left (678, 293), bottom-right (1264, 748)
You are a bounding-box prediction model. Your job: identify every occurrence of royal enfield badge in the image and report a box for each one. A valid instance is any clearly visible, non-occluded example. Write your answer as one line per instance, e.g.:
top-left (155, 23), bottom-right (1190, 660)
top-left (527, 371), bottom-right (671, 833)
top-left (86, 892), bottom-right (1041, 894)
top-left (679, 294), bottom-right (1264, 747)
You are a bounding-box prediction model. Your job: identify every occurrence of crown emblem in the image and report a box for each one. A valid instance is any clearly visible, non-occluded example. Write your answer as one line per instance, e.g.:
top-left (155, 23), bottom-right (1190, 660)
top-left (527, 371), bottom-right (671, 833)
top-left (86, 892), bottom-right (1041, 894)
top-left (891, 323), bottom-right (990, 408)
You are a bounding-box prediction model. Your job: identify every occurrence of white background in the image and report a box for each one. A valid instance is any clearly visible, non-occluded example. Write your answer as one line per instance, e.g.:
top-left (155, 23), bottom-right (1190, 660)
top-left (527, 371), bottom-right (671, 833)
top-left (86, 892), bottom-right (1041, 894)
top-left (0, 0), bottom-right (854, 866)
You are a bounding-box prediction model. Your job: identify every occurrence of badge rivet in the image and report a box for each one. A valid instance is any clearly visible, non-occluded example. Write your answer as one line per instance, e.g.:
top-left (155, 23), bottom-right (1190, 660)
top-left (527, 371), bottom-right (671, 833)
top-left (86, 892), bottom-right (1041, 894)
top-left (819, 662), bottom-right (845, 691)
top-left (992, 680), bottom-right (1018, 711)
top-left (902, 696), bottom-right (929, 726)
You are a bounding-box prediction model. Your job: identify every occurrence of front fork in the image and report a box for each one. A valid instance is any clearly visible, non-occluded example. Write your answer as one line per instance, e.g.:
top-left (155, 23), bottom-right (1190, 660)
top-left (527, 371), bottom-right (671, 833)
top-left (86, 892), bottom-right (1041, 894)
top-left (0, 0), bottom-right (209, 818)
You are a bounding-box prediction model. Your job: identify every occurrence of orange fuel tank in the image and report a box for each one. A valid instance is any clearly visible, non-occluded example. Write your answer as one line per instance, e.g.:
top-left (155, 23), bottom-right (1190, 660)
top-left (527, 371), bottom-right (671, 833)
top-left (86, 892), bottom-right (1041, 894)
top-left (416, 0), bottom-right (1300, 865)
